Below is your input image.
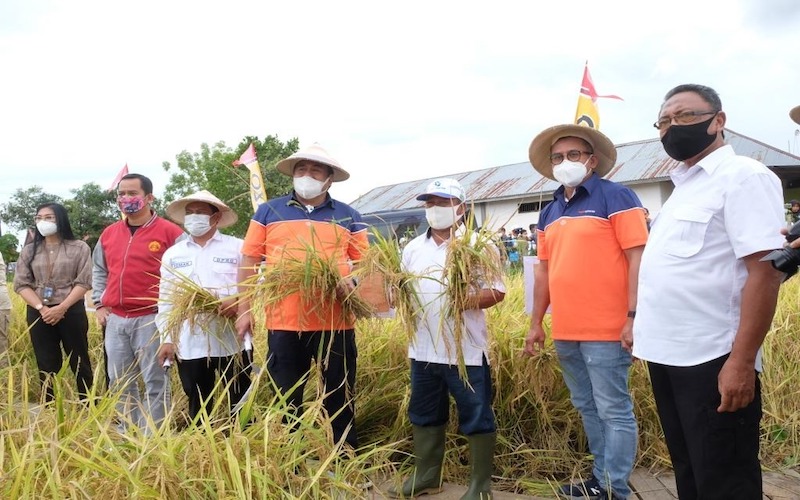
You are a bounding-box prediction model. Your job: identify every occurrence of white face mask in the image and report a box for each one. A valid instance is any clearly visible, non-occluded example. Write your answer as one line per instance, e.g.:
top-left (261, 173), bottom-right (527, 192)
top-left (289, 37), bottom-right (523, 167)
top-left (553, 159), bottom-right (590, 188)
top-left (425, 204), bottom-right (461, 230)
top-left (293, 175), bottom-right (329, 200)
top-left (36, 220), bottom-right (58, 237)
top-left (183, 214), bottom-right (213, 237)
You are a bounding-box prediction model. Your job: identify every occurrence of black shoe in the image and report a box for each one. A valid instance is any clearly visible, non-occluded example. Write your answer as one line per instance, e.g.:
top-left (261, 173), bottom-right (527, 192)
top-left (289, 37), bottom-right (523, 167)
top-left (597, 487), bottom-right (626, 500)
top-left (559, 475), bottom-right (603, 499)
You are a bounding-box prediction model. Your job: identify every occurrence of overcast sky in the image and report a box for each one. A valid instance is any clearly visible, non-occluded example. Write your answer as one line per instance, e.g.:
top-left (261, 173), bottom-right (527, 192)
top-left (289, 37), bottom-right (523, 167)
top-left (1, 0), bottom-right (799, 222)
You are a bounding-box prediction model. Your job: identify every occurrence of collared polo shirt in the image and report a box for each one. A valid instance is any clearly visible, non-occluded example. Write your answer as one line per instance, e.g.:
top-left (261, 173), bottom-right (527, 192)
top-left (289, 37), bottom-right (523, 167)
top-left (156, 231), bottom-right (244, 360)
top-left (537, 173), bottom-right (648, 341)
top-left (633, 145), bottom-right (784, 370)
top-left (242, 193), bottom-right (368, 331)
top-left (401, 227), bottom-right (505, 366)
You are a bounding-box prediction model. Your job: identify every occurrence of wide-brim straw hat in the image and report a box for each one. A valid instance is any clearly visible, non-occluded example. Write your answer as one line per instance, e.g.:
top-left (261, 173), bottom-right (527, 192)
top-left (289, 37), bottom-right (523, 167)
top-left (791, 105), bottom-right (800, 125)
top-left (275, 143), bottom-right (350, 182)
top-left (529, 124), bottom-right (617, 180)
top-left (166, 190), bottom-right (238, 228)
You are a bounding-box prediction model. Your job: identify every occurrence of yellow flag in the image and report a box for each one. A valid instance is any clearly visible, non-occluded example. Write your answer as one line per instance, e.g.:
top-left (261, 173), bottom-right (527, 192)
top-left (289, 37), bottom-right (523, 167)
top-left (574, 62), bottom-right (623, 130)
top-left (233, 143), bottom-right (268, 212)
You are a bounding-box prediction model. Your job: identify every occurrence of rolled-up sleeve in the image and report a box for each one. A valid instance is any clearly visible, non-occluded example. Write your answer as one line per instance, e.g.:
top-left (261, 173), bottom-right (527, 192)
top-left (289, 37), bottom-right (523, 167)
top-left (74, 242), bottom-right (93, 290)
top-left (12, 246), bottom-right (35, 293)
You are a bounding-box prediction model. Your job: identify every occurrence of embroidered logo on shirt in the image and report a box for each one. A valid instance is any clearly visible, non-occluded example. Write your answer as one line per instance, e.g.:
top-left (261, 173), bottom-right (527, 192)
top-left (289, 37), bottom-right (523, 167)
top-left (148, 241), bottom-right (162, 252)
top-left (171, 260), bottom-right (192, 268)
top-left (213, 257), bottom-right (238, 264)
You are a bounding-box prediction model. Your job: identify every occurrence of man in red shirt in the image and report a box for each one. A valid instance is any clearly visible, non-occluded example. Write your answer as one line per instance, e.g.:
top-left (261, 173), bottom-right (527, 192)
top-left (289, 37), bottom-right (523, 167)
top-left (93, 173), bottom-right (184, 434)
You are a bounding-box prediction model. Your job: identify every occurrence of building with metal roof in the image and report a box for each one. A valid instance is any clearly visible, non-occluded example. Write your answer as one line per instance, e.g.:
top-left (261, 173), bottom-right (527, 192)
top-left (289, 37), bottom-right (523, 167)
top-left (350, 129), bottom-right (800, 230)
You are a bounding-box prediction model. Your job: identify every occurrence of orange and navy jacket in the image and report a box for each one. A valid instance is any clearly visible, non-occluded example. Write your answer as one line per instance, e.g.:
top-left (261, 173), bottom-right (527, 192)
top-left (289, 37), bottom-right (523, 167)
top-left (92, 212), bottom-right (184, 318)
top-left (537, 173), bottom-right (648, 341)
top-left (242, 193), bottom-right (369, 331)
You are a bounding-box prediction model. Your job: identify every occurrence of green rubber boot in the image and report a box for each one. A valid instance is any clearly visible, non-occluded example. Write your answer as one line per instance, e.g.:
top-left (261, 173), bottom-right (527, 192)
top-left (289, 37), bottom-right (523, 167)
top-left (460, 432), bottom-right (495, 500)
top-left (387, 425), bottom-right (446, 498)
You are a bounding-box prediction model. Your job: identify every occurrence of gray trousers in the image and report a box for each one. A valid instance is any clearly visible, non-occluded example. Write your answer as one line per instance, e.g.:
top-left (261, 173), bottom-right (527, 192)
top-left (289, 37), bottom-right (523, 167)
top-left (105, 313), bottom-right (169, 432)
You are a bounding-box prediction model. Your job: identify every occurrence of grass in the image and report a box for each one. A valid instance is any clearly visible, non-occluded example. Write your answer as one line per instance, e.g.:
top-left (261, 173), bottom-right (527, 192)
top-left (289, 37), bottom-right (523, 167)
top-left (1, 275), bottom-right (799, 498)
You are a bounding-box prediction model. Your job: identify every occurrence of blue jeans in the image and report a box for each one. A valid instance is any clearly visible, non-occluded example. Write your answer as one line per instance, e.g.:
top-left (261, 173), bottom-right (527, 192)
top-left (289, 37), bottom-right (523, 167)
top-left (555, 341), bottom-right (637, 499)
top-left (408, 357), bottom-right (496, 435)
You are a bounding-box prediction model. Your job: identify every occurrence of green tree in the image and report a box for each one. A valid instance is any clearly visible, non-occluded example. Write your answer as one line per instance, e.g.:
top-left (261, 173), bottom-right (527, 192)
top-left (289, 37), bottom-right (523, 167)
top-left (63, 182), bottom-right (119, 248)
top-left (162, 135), bottom-right (298, 237)
top-left (0, 186), bottom-right (62, 232)
top-left (0, 233), bottom-right (20, 264)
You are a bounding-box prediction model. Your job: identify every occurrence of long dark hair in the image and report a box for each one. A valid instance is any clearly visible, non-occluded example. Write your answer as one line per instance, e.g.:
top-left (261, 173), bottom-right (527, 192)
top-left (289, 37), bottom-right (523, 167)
top-left (27, 202), bottom-right (76, 268)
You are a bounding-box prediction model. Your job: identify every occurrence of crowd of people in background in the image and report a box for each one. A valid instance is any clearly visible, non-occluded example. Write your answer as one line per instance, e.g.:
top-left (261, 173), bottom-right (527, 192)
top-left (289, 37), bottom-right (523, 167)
top-left (496, 224), bottom-right (537, 268)
top-left (1, 85), bottom-right (799, 499)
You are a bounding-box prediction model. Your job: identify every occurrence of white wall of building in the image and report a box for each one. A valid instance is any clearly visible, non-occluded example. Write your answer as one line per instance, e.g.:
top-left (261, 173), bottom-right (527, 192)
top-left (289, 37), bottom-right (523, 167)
top-left (475, 198), bottom-right (538, 232)
top-left (476, 180), bottom-right (673, 232)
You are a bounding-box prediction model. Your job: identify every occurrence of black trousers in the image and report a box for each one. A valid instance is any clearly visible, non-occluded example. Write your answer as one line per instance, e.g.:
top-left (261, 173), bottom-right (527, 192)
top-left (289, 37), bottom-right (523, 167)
top-left (648, 355), bottom-right (762, 500)
top-left (27, 302), bottom-right (93, 401)
top-left (267, 329), bottom-right (358, 449)
top-left (177, 353), bottom-right (252, 420)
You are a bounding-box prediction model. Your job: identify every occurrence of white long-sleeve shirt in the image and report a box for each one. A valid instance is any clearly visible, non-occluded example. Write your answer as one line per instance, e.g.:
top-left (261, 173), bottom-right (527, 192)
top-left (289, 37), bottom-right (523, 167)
top-left (156, 231), bottom-right (244, 360)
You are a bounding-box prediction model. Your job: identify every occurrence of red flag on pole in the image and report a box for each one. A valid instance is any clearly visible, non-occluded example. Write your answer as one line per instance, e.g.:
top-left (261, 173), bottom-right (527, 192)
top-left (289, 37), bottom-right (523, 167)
top-left (233, 144), bottom-right (257, 167)
top-left (108, 164), bottom-right (129, 192)
top-left (574, 62), bottom-right (623, 130)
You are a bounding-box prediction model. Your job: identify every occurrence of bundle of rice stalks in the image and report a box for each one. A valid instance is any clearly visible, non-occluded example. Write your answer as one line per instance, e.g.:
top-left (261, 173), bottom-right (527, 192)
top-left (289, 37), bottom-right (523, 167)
top-left (159, 269), bottom-right (223, 342)
top-left (354, 229), bottom-right (421, 340)
top-left (244, 246), bottom-right (375, 327)
top-left (443, 213), bottom-right (505, 379)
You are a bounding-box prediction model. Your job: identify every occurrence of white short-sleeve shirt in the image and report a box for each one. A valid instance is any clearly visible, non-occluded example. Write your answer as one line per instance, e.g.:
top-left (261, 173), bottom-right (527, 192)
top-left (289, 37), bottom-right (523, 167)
top-left (633, 145), bottom-right (785, 370)
top-left (156, 231), bottom-right (244, 360)
top-left (401, 229), bottom-right (505, 366)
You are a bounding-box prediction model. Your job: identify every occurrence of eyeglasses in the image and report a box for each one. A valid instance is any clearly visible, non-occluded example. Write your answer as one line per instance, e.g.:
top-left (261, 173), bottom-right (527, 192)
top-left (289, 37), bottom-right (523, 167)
top-left (549, 150), bottom-right (592, 165)
top-left (653, 111), bottom-right (717, 130)
top-left (34, 215), bottom-right (56, 222)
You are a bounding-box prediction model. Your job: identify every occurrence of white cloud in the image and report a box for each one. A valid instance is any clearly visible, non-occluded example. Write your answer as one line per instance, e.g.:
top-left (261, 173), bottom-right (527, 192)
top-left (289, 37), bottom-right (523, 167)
top-left (1, 0), bottom-right (798, 210)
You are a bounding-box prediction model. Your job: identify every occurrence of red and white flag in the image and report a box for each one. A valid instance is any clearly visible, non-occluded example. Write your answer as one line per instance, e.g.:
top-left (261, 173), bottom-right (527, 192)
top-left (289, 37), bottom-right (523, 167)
top-left (574, 62), bottom-right (623, 130)
top-left (107, 164), bottom-right (129, 192)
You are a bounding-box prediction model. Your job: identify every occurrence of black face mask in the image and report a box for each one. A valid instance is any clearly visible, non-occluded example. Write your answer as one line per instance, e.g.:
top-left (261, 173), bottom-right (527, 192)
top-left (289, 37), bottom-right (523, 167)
top-left (660, 115), bottom-right (718, 161)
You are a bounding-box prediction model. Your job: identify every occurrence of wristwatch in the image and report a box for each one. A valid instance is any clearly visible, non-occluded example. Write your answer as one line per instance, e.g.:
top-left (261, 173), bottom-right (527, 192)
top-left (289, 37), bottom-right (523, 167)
top-left (627, 310), bottom-right (636, 319)
top-left (35, 303), bottom-right (44, 311)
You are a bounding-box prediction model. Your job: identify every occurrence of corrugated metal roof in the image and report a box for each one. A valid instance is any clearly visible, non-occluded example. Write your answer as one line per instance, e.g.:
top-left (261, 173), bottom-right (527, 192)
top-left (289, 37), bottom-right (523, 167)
top-left (351, 129), bottom-right (800, 214)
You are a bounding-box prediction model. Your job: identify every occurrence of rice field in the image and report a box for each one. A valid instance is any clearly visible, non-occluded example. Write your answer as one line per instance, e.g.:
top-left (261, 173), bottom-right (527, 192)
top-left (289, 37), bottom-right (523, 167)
top-left (1, 274), bottom-right (799, 499)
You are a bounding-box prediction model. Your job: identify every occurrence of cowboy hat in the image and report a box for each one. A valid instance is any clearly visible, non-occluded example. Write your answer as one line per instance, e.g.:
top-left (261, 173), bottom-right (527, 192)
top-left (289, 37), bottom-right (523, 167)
top-left (528, 124), bottom-right (617, 181)
top-left (275, 143), bottom-right (350, 182)
top-left (791, 105), bottom-right (800, 126)
top-left (166, 190), bottom-right (238, 228)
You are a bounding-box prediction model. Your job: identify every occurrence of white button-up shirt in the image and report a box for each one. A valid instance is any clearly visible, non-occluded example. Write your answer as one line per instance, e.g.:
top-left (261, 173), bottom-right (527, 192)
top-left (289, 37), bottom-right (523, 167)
top-left (401, 228), bottom-right (505, 366)
top-left (156, 231), bottom-right (244, 360)
top-left (633, 145), bottom-right (784, 370)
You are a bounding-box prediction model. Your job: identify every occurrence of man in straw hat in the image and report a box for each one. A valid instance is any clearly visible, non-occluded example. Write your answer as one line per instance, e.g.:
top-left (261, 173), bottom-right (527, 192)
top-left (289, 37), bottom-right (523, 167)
top-left (388, 178), bottom-right (505, 499)
top-left (155, 190), bottom-right (252, 422)
top-left (523, 124), bottom-right (648, 500)
top-left (235, 143), bottom-right (368, 451)
top-left (634, 84), bottom-right (785, 499)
